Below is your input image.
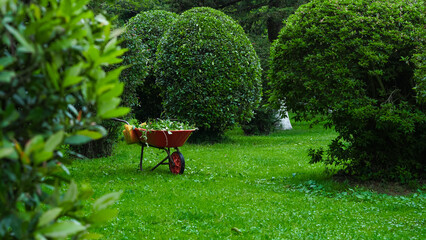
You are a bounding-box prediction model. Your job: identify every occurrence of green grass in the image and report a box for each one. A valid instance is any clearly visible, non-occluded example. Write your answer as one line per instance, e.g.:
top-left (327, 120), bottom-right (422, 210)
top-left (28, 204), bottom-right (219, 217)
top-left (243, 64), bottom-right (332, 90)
top-left (69, 121), bottom-right (425, 239)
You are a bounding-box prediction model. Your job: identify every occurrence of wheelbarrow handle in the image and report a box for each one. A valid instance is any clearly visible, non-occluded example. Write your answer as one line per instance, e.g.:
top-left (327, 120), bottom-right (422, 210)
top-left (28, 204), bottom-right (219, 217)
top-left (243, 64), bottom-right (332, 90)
top-left (110, 118), bottom-right (130, 125)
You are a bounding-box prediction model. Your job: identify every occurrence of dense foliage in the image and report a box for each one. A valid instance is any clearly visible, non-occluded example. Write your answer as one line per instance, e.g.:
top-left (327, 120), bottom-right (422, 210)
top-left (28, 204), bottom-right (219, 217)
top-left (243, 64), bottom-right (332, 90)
top-left (121, 10), bottom-right (178, 121)
top-left (270, 0), bottom-right (425, 181)
top-left (0, 0), bottom-right (127, 238)
top-left (241, 106), bottom-right (280, 135)
top-left (155, 7), bottom-right (262, 139)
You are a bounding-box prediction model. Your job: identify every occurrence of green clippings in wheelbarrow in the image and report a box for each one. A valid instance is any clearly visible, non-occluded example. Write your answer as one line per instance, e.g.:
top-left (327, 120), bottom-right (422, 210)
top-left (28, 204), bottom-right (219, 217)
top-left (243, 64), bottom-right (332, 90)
top-left (134, 128), bottom-right (195, 148)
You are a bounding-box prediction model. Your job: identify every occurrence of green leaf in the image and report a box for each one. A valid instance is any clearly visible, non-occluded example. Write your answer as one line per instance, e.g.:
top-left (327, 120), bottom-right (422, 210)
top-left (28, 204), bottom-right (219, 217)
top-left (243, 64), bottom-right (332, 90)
top-left (24, 135), bottom-right (44, 156)
top-left (0, 147), bottom-right (15, 159)
top-left (37, 208), bottom-right (62, 227)
top-left (75, 130), bottom-right (104, 140)
top-left (59, 0), bottom-right (72, 16)
top-left (95, 14), bottom-right (109, 26)
top-left (64, 135), bottom-right (92, 145)
top-left (34, 233), bottom-right (47, 240)
top-left (1, 103), bottom-right (19, 128)
top-left (45, 62), bottom-right (60, 90)
top-left (100, 107), bottom-right (130, 119)
top-left (98, 83), bottom-right (124, 101)
top-left (45, 130), bottom-right (65, 152)
top-left (97, 97), bottom-right (120, 116)
top-left (68, 104), bottom-right (79, 116)
top-left (33, 150), bottom-right (53, 165)
top-left (4, 23), bottom-right (35, 53)
top-left (63, 63), bottom-right (83, 88)
top-left (93, 191), bottom-right (122, 211)
top-left (0, 71), bottom-right (15, 83)
top-left (39, 221), bottom-right (86, 238)
top-left (101, 65), bottom-right (127, 84)
top-left (73, 0), bottom-right (91, 13)
top-left (63, 76), bottom-right (83, 88)
top-left (63, 181), bottom-right (78, 203)
top-left (80, 232), bottom-right (103, 240)
top-left (0, 56), bottom-right (15, 67)
top-left (88, 208), bottom-right (118, 224)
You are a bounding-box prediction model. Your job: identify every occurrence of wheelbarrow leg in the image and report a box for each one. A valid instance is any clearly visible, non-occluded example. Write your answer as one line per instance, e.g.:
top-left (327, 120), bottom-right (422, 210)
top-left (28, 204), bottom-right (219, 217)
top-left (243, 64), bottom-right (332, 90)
top-left (139, 145), bottom-right (144, 171)
top-left (151, 148), bottom-right (171, 171)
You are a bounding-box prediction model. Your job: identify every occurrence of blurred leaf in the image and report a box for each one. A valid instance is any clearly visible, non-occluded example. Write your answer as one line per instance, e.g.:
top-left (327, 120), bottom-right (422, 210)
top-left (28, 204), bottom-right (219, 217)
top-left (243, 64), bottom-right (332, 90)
top-left (68, 104), bottom-right (79, 116)
top-left (45, 62), bottom-right (60, 90)
top-left (37, 208), bottom-right (62, 227)
top-left (45, 130), bottom-right (65, 152)
top-left (39, 221), bottom-right (86, 238)
top-left (0, 71), bottom-right (15, 83)
top-left (60, 162), bottom-right (71, 175)
top-left (100, 107), bottom-right (130, 119)
top-left (0, 147), bottom-right (15, 159)
top-left (33, 150), bottom-right (53, 165)
top-left (25, 135), bottom-right (44, 156)
top-left (95, 14), bottom-right (109, 26)
top-left (63, 63), bottom-right (83, 88)
top-left (63, 181), bottom-right (78, 202)
top-left (1, 103), bottom-right (19, 128)
top-left (93, 191), bottom-right (122, 211)
top-left (88, 208), bottom-right (118, 224)
top-left (97, 97), bottom-right (120, 116)
top-left (75, 130), bottom-right (104, 140)
top-left (0, 56), bottom-right (15, 67)
top-left (98, 83), bottom-right (124, 101)
top-left (4, 23), bottom-right (35, 53)
top-left (80, 232), bottom-right (103, 240)
top-left (63, 76), bottom-right (83, 88)
top-left (64, 135), bottom-right (93, 145)
top-left (34, 233), bottom-right (47, 240)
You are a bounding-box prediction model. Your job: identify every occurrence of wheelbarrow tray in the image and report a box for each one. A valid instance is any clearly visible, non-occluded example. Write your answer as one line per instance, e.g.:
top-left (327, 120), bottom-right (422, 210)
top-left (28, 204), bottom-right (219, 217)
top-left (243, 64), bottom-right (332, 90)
top-left (134, 128), bottom-right (195, 148)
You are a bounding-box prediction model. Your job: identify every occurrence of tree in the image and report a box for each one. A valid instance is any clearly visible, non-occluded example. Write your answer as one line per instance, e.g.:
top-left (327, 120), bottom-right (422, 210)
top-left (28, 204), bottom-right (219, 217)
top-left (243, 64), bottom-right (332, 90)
top-left (88, 0), bottom-right (168, 25)
top-left (0, 0), bottom-right (127, 238)
top-left (155, 7), bottom-right (262, 140)
top-left (270, 0), bottom-right (425, 181)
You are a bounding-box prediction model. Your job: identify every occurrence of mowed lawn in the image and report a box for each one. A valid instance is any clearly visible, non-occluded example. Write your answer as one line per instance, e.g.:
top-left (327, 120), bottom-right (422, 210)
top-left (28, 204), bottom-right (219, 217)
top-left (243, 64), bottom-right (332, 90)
top-left (69, 120), bottom-right (425, 239)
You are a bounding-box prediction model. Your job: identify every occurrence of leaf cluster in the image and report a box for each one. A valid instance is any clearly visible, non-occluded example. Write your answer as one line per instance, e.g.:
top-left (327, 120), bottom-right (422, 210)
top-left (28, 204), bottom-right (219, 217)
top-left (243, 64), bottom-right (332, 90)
top-left (0, 0), bottom-right (127, 238)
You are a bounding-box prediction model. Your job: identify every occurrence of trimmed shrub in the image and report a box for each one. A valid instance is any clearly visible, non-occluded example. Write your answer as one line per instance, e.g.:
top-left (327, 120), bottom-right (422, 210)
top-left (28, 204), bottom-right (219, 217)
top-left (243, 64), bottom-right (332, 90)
top-left (121, 10), bottom-right (178, 120)
top-left (155, 7), bottom-right (262, 139)
top-left (270, 0), bottom-right (425, 181)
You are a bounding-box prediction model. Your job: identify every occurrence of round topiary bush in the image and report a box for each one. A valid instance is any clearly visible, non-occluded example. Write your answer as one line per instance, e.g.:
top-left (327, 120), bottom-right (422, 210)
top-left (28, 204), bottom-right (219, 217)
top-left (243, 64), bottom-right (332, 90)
top-left (155, 7), bottom-right (262, 139)
top-left (270, 0), bottom-right (425, 181)
top-left (121, 10), bottom-right (178, 119)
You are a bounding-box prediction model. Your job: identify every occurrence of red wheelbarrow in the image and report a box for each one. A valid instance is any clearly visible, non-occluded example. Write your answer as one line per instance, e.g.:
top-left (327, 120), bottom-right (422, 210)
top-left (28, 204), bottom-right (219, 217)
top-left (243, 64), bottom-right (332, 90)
top-left (113, 118), bottom-right (195, 174)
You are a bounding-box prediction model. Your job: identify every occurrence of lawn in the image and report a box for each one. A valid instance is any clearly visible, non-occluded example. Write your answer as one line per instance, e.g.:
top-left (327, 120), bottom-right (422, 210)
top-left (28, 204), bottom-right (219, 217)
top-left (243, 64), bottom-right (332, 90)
top-left (69, 120), bottom-right (425, 239)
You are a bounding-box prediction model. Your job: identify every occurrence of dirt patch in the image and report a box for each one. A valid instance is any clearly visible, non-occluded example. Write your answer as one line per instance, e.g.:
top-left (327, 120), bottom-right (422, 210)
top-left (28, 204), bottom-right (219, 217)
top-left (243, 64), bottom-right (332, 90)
top-left (332, 175), bottom-right (425, 196)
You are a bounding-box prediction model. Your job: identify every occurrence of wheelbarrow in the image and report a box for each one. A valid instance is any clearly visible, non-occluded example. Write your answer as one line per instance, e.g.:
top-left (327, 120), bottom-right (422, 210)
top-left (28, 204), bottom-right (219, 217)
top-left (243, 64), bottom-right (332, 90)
top-left (113, 118), bottom-right (195, 174)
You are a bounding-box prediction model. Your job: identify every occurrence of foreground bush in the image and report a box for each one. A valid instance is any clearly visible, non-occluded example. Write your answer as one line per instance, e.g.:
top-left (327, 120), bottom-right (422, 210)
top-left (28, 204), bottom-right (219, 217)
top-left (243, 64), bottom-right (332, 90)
top-left (70, 119), bottom-right (122, 158)
top-left (270, 0), bottom-right (425, 181)
top-left (0, 0), bottom-right (127, 238)
top-left (121, 10), bottom-right (178, 120)
top-left (155, 7), bottom-right (262, 140)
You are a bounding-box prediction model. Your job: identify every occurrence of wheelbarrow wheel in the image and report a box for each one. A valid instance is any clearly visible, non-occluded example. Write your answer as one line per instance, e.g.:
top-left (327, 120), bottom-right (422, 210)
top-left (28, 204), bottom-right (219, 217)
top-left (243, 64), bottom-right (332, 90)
top-left (169, 151), bottom-right (185, 174)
